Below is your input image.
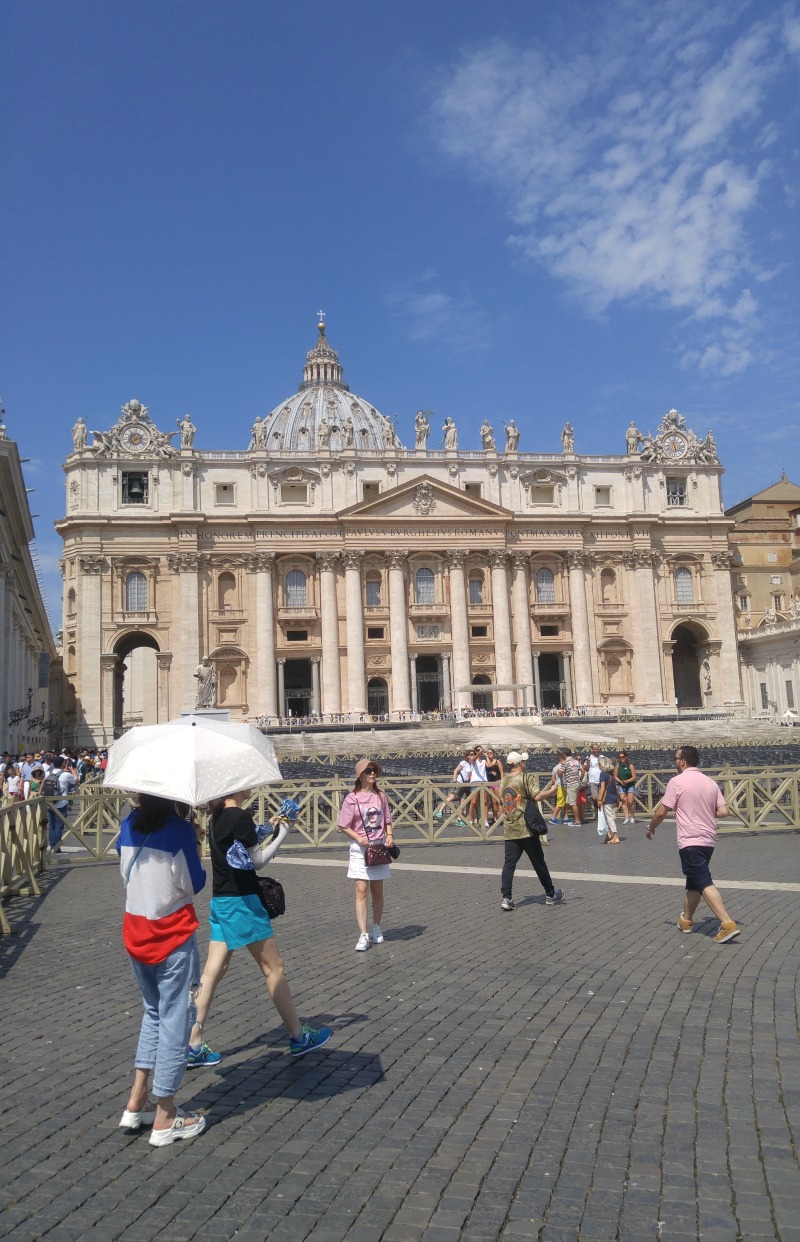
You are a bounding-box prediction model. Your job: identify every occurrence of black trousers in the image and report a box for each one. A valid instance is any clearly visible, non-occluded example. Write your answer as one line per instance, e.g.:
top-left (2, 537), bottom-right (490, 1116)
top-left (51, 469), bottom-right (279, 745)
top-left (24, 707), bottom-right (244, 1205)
top-left (501, 836), bottom-right (554, 899)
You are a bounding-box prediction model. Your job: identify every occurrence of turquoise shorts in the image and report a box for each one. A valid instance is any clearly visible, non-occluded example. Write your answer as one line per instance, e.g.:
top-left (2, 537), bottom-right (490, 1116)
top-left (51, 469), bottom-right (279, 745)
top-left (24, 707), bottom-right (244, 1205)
top-left (209, 893), bottom-right (274, 949)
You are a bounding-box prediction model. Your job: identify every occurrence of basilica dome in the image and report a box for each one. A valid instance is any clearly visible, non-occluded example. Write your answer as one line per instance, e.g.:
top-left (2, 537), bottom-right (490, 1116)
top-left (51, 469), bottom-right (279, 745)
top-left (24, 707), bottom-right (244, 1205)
top-left (261, 320), bottom-right (401, 452)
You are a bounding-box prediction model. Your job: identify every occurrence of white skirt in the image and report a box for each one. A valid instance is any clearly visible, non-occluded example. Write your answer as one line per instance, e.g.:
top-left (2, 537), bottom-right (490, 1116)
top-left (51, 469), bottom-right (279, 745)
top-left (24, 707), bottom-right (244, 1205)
top-left (347, 841), bottom-right (391, 881)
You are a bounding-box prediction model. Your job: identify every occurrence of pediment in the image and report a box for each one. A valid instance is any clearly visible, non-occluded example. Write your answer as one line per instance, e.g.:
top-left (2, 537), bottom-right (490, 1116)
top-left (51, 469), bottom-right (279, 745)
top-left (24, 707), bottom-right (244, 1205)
top-left (339, 475), bottom-right (512, 521)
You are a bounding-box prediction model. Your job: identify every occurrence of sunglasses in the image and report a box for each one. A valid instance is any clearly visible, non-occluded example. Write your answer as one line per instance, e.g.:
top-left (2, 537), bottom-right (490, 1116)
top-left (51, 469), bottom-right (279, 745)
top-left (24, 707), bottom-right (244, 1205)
top-left (363, 766), bottom-right (379, 775)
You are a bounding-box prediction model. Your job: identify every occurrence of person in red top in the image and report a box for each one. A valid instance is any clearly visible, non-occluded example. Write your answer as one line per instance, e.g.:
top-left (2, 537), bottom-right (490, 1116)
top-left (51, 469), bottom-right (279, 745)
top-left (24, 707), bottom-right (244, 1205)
top-left (646, 745), bottom-right (740, 943)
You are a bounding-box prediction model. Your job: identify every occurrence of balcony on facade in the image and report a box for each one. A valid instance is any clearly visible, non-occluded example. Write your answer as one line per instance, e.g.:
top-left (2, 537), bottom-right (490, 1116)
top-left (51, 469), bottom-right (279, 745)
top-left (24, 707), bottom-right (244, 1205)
top-left (408, 603), bottom-right (449, 617)
top-left (277, 605), bottom-right (319, 621)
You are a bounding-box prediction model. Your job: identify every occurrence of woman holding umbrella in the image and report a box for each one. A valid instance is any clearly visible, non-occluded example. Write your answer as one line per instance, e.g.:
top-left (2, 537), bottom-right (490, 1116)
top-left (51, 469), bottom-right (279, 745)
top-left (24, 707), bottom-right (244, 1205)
top-left (186, 786), bottom-right (332, 1066)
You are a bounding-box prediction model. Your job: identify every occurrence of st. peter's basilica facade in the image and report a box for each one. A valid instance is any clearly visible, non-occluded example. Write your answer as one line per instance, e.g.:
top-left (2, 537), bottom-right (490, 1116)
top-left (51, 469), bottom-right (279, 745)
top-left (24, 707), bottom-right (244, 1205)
top-left (57, 320), bottom-right (743, 744)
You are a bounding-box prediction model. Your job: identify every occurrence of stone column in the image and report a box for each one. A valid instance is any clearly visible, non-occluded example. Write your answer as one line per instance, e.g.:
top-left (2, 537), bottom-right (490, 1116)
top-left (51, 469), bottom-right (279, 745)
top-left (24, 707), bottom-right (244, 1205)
top-left (100, 653), bottom-right (118, 734)
top-left (409, 653), bottom-right (418, 713)
top-left (246, 552), bottom-right (277, 718)
top-left (156, 652), bottom-right (172, 722)
top-left (387, 551), bottom-right (411, 716)
top-left (343, 550), bottom-right (367, 715)
top-left (79, 555), bottom-right (105, 740)
top-left (489, 551), bottom-right (515, 707)
top-left (311, 657), bottom-right (321, 715)
top-left (532, 651), bottom-right (541, 712)
top-left (628, 550), bottom-right (666, 706)
top-left (711, 551), bottom-right (746, 704)
top-left (566, 550), bottom-right (594, 707)
top-left (316, 551), bottom-right (341, 715)
top-left (441, 652), bottom-right (452, 711)
top-left (167, 552), bottom-right (205, 714)
top-left (510, 552), bottom-right (534, 710)
top-left (277, 658), bottom-right (286, 717)
top-left (446, 551), bottom-right (471, 712)
top-left (562, 651), bottom-right (573, 708)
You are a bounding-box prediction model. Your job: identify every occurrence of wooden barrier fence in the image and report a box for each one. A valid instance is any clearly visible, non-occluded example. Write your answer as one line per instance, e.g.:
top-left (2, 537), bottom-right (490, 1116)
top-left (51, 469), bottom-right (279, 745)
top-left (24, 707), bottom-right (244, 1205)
top-left (1, 767), bottom-right (798, 932)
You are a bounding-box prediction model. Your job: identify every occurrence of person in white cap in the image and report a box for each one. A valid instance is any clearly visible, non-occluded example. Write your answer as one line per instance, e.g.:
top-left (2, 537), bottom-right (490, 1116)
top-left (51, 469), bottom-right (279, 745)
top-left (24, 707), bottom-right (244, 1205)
top-left (499, 752), bottom-right (564, 911)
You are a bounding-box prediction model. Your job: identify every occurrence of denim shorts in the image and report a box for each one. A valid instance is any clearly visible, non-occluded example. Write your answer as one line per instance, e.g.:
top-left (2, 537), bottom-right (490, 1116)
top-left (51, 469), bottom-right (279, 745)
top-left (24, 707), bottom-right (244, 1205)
top-left (679, 845), bottom-right (714, 893)
top-left (209, 893), bottom-right (274, 949)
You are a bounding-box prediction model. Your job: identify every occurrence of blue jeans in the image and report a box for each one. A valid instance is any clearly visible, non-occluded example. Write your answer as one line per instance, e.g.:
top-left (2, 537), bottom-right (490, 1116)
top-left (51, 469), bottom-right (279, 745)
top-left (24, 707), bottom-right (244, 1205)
top-left (129, 935), bottom-right (201, 1098)
top-left (47, 805), bottom-right (67, 849)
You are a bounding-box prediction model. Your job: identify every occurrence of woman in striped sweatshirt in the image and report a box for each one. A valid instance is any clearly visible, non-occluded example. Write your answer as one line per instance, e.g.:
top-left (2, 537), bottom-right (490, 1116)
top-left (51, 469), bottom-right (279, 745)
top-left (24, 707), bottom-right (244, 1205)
top-left (117, 794), bottom-right (207, 1147)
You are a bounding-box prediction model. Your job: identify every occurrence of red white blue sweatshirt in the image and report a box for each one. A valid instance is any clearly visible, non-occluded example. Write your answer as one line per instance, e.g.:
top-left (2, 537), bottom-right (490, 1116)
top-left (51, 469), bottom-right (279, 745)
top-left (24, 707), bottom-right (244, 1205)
top-left (117, 811), bottom-right (206, 964)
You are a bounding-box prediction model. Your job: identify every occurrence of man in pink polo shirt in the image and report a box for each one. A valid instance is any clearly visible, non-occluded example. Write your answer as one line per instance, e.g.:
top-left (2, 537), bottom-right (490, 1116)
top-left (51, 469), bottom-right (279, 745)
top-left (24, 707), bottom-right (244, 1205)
top-left (646, 745), bottom-right (740, 944)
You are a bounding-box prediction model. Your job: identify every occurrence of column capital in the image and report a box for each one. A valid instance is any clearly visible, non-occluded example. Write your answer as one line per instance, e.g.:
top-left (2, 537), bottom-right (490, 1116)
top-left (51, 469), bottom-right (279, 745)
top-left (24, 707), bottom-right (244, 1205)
top-left (156, 652), bottom-right (173, 669)
top-left (565, 549), bottom-right (590, 571)
top-left (166, 551), bottom-right (208, 573)
top-left (99, 653), bottom-right (119, 668)
top-left (316, 550), bottom-right (339, 571)
top-left (386, 550), bottom-right (408, 571)
top-left (244, 551), bottom-right (276, 573)
top-left (710, 549), bottom-right (735, 570)
top-left (79, 555), bottom-right (105, 575)
top-left (310, 655), bottom-right (321, 665)
top-left (488, 549), bottom-right (508, 570)
top-left (445, 550), bottom-right (468, 571)
top-left (342, 549), bottom-right (364, 571)
top-left (510, 551), bottom-right (530, 571)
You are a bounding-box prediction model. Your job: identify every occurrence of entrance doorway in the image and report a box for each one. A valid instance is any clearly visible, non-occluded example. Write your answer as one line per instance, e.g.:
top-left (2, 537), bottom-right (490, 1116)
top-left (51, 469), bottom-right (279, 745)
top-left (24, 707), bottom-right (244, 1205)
top-left (538, 653), bottom-right (564, 710)
top-left (368, 677), bottom-right (389, 717)
top-left (672, 625), bottom-right (704, 708)
top-left (114, 632), bottom-right (160, 736)
top-left (415, 655), bottom-right (442, 712)
top-left (283, 658), bottom-right (312, 717)
top-left (472, 675), bottom-right (493, 712)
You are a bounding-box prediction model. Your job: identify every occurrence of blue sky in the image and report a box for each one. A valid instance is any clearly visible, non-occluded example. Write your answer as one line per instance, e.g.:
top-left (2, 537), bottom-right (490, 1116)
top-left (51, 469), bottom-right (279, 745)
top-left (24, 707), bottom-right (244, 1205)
top-left (3, 0), bottom-right (799, 630)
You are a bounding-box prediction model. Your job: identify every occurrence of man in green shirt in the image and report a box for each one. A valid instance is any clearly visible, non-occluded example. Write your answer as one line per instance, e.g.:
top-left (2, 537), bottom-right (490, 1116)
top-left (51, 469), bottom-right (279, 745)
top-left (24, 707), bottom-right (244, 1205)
top-left (499, 752), bottom-right (565, 911)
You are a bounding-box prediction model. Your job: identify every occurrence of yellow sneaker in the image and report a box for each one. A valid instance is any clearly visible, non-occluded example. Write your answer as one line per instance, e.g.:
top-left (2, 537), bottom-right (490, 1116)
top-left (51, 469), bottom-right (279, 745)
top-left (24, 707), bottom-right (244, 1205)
top-left (713, 920), bottom-right (741, 944)
top-left (677, 915), bottom-right (693, 933)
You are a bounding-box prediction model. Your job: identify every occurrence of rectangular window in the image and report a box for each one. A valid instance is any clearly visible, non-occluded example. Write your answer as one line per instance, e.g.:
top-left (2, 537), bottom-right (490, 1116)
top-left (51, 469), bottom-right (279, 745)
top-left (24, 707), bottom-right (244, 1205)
top-left (760, 682), bottom-right (769, 709)
top-left (416, 624), bottom-right (441, 639)
top-left (594, 486), bottom-right (612, 507)
top-left (464, 483), bottom-right (482, 498)
top-left (121, 472), bottom-right (149, 505)
top-left (773, 595), bottom-right (785, 611)
top-left (530, 485), bottom-right (555, 504)
top-left (365, 579), bottom-right (382, 607)
top-left (367, 627), bottom-right (385, 639)
top-left (215, 482), bottom-right (235, 505)
top-left (769, 574), bottom-right (784, 584)
top-left (540, 624), bottom-right (559, 636)
top-left (786, 682), bottom-right (795, 710)
top-left (286, 630), bottom-right (308, 642)
top-left (470, 625), bottom-right (488, 638)
top-left (362, 482), bottom-right (380, 502)
top-left (666, 478), bottom-right (687, 506)
top-left (738, 595), bottom-right (750, 611)
top-left (768, 553), bottom-right (778, 562)
top-left (281, 483), bottom-right (308, 504)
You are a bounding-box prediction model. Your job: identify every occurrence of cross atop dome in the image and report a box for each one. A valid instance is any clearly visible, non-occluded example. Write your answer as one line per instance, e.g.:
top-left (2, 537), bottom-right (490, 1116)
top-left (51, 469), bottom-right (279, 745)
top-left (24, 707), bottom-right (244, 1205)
top-left (300, 315), bottom-right (349, 392)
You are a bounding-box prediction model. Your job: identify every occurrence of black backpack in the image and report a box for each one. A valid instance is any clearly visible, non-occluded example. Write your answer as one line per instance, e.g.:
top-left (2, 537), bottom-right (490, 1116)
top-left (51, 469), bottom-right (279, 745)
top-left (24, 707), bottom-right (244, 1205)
top-left (41, 771), bottom-right (60, 798)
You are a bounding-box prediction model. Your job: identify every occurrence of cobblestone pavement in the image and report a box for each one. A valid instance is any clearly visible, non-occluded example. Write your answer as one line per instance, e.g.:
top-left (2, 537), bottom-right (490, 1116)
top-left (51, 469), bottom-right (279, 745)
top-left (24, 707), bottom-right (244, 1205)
top-left (1, 825), bottom-right (798, 1242)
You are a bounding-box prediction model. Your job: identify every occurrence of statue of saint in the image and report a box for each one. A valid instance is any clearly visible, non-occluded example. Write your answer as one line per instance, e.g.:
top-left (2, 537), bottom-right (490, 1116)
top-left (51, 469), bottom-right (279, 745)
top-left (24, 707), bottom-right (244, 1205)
top-left (342, 415), bottom-right (355, 449)
top-left (381, 414), bottom-right (396, 448)
top-left (701, 429), bottom-right (718, 463)
top-left (443, 417), bottom-right (458, 450)
top-left (479, 420), bottom-right (496, 451)
top-left (71, 418), bottom-right (88, 452)
top-left (249, 417), bottom-right (267, 450)
top-left (626, 421), bottom-right (642, 454)
top-left (504, 420), bottom-right (520, 452)
top-left (177, 414), bottom-right (196, 449)
top-left (414, 410), bottom-right (430, 450)
top-left (193, 657), bottom-right (218, 709)
top-left (317, 417), bottom-right (331, 449)
top-left (561, 422), bottom-right (575, 453)
top-left (763, 605), bottom-right (778, 625)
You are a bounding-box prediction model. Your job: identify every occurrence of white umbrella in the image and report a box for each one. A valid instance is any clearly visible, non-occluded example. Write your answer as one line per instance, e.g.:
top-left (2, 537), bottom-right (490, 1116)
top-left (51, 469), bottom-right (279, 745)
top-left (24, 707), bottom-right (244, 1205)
top-left (103, 714), bottom-right (282, 806)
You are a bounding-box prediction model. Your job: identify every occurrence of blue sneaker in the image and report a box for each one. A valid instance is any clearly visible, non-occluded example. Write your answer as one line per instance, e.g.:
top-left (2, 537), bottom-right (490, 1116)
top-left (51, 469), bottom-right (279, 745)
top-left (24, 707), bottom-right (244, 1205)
top-left (186, 1041), bottom-right (221, 1069)
top-left (289, 1023), bottom-right (332, 1058)
top-left (548, 817), bottom-right (561, 825)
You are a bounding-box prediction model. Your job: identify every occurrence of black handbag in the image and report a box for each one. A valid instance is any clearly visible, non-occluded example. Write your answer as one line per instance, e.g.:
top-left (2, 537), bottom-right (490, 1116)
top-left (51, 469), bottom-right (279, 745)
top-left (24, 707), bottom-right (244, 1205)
top-left (257, 875), bottom-right (285, 919)
top-left (524, 798), bottom-right (548, 836)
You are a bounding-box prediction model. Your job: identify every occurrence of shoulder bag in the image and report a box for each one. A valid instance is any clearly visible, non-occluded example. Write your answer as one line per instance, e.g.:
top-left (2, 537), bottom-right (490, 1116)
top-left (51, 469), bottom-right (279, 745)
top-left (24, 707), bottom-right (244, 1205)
top-left (522, 776), bottom-right (548, 836)
top-left (257, 875), bottom-right (285, 919)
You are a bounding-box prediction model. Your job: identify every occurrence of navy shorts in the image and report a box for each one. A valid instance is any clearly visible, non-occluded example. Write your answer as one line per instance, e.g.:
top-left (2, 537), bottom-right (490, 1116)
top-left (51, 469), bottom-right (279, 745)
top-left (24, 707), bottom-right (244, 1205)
top-left (679, 845), bottom-right (714, 893)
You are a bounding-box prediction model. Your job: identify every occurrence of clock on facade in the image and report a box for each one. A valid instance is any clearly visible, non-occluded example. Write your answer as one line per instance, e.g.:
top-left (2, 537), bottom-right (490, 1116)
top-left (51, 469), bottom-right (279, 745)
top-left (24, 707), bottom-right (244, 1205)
top-left (662, 433), bottom-right (688, 460)
top-left (120, 423), bottom-right (153, 453)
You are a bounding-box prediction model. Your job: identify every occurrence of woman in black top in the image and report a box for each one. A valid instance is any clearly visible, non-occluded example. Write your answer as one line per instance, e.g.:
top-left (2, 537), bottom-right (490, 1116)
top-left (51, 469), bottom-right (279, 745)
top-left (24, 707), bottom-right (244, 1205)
top-left (484, 748), bottom-right (504, 823)
top-left (186, 787), bottom-right (331, 1066)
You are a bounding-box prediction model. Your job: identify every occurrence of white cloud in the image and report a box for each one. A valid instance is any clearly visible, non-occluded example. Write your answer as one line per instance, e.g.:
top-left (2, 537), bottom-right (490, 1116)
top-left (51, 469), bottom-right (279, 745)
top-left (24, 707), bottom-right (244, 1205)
top-left (387, 273), bottom-right (491, 351)
top-left (430, 2), bottom-right (794, 374)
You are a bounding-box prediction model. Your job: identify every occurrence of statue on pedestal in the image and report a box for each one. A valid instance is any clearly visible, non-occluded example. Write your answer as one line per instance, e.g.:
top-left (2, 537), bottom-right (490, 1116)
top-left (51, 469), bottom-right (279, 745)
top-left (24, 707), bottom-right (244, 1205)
top-left (342, 415), bottom-right (355, 449)
top-left (414, 410), bottom-right (430, 450)
top-left (443, 417), bottom-right (458, 450)
top-left (193, 657), bottom-right (217, 709)
top-left (561, 422), bottom-right (575, 453)
top-left (249, 417), bottom-right (267, 450)
top-left (177, 414), bottom-right (196, 449)
top-left (504, 420), bottom-right (520, 452)
top-left (479, 420), bottom-right (496, 451)
top-left (71, 418), bottom-right (88, 452)
top-left (626, 421), bottom-right (642, 454)
top-left (317, 417), bottom-right (331, 449)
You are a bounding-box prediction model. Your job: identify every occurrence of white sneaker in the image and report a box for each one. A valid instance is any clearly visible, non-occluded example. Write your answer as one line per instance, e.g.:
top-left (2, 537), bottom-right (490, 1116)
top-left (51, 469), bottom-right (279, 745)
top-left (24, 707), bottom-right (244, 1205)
top-left (355, 933), bottom-right (371, 951)
top-left (371, 924), bottom-right (384, 944)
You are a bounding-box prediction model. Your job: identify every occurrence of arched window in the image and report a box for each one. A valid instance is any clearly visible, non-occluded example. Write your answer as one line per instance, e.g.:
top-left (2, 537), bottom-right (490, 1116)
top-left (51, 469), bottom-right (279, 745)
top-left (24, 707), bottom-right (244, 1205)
top-left (218, 571), bottom-right (236, 612)
top-left (365, 574), bottom-right (382, 607)
top-left (535, 567), bottom-right (555, 603)
top-left (468, 571), bottom-right (484, 605)
top-left (600, 568), bottom-right (617, 604)
top-left (219, 666), bottom-right (237, 705)
top-left (285, 569), bottom-right (307, 607)
top-left (67, 588), bottom-right (76, 616)
top-left (674, 567), bottom-right (693, 604)
top-left (415, 567), bottom-right (435, 605)
top-left (125, 571), bottom-right (147, 612)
